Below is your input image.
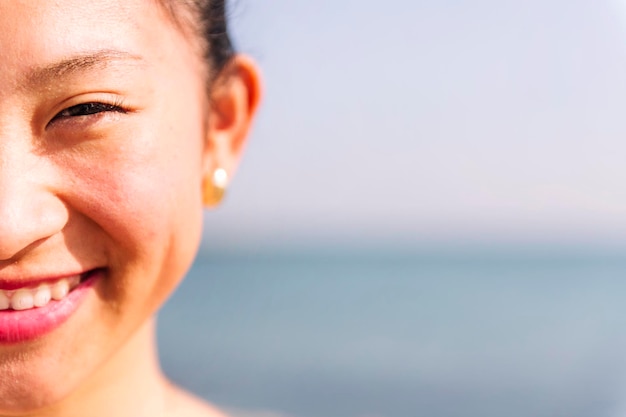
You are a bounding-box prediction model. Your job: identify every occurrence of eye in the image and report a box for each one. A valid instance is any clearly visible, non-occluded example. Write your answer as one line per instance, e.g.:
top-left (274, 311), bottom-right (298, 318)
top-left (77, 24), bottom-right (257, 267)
top-left (50, 101), bottom-right (127, 123)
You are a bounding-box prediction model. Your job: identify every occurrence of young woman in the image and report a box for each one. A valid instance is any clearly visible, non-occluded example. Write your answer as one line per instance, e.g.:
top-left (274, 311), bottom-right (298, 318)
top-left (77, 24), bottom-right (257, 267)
top-left (0, 1), bottom-right (261, 416)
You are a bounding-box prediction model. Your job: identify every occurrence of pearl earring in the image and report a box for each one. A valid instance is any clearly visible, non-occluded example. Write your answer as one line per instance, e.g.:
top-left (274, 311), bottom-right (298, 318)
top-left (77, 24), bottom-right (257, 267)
top-left (203, 168), bottom-right (229, 207)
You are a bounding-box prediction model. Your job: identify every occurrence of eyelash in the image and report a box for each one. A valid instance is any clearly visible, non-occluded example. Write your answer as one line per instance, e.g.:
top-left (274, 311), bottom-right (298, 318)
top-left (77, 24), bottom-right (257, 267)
top-left (50, 99), bottom-right (128, 123)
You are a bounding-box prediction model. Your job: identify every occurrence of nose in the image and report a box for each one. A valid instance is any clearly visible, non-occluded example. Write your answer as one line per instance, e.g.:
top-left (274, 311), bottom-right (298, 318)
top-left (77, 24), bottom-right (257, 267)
top-left (0, 145), bottom-right (68, 261)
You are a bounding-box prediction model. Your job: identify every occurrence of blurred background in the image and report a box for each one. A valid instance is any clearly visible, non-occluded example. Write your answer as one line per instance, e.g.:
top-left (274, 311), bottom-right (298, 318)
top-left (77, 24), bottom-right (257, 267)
top-left (158, 1), bottom-right (626, 416)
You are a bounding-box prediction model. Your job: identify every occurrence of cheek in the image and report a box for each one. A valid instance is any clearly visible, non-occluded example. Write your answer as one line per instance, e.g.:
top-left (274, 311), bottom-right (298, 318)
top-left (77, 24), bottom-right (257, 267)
top-left (54, 118), bottom-right (206, 304)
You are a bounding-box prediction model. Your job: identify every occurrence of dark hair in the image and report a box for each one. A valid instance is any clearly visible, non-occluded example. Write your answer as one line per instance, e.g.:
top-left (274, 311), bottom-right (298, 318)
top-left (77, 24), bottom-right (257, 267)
top-left (159, 0), bottom-right (235, 80)
top-left (198, 0), bottom-right (235, 73)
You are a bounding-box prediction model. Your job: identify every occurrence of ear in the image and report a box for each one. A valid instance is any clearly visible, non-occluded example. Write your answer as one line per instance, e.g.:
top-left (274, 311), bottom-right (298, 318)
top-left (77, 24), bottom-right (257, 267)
top-left (202, 55), bottom-right (262, 202)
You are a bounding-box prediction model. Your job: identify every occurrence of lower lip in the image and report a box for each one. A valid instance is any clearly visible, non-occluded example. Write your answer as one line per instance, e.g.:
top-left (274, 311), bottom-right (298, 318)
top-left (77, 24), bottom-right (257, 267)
top-left (0, 271), bottom-right (100, 344)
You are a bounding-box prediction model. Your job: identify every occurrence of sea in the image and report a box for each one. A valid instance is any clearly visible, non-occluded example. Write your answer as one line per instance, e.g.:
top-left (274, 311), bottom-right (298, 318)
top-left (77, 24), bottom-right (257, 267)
top-left (157, 246), bottom-right (626, 417)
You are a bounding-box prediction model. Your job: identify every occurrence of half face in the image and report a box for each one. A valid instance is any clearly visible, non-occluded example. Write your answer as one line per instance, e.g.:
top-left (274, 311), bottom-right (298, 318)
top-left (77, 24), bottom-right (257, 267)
top-left (0, 0), bottom-right (210, 411)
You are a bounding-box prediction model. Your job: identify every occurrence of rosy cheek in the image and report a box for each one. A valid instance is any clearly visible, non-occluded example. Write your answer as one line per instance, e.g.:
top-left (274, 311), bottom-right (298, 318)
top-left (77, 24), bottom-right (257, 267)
top-left (51, 126), bottom-right (203, 251)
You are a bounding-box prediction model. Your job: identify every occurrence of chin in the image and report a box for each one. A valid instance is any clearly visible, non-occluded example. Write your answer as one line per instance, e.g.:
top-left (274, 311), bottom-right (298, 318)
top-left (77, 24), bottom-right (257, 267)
top-left (0, 351), bottom-right (83, 414)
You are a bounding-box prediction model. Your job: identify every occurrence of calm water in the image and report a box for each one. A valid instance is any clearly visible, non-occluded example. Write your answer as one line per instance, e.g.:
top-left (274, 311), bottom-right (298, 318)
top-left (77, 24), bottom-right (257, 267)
top-left (158, 247), bottom-right (626, 417)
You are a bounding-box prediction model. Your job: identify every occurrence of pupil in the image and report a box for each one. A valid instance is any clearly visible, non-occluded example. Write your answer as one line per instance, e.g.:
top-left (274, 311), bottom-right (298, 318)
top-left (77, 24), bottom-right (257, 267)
top-left (77, 103), bottom-right (99, 115)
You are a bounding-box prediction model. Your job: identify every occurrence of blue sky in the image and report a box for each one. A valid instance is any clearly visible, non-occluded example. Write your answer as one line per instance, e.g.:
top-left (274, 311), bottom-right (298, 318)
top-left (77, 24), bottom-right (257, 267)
top-left (201, 0), bottom-right (626, 249)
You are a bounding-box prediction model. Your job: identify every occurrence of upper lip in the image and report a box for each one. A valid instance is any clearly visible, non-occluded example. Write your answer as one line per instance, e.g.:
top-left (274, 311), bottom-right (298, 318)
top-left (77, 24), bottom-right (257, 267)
top-left (0, 271), bottom-right (91, 291)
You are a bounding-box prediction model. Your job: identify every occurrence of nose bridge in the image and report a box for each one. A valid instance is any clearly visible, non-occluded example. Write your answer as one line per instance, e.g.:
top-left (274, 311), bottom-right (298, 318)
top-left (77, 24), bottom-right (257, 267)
top-left (0, 132), bottom-right (68, 260)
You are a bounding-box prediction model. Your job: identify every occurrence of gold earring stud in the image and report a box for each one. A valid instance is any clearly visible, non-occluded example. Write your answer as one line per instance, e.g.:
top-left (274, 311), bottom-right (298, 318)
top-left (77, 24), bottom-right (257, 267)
top-left (203, 167), bottom-right (229, 207)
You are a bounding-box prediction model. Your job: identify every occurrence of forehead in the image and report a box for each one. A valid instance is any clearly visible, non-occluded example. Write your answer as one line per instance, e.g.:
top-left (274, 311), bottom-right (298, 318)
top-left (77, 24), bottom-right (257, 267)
top-left (0, 0), bottom-right (193, 87)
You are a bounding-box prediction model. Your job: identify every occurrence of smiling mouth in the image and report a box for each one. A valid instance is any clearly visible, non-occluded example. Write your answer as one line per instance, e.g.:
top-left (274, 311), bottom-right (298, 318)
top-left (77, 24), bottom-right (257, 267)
top-left (0, 271), bottom-right (95, 311)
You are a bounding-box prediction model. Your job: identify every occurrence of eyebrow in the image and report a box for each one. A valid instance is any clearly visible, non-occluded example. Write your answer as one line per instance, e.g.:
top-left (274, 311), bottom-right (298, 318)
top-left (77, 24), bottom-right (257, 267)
top-left (24, 49), bottom-right (146, 86)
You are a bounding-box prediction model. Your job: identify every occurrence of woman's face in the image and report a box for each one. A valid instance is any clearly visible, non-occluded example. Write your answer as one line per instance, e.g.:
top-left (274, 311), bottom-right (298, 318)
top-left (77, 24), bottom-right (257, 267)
top-left (0, 0), bottom-right (231, 410)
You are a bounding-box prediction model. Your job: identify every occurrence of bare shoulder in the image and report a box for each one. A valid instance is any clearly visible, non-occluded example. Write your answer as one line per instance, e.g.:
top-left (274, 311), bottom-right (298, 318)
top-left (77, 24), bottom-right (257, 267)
top-left (166, 385), bottom-right (230, 417)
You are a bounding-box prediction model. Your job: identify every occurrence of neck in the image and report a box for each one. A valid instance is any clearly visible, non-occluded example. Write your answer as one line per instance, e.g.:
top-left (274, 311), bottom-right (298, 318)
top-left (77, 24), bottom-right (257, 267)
top-left (35, 318), bottom-right (169, 417)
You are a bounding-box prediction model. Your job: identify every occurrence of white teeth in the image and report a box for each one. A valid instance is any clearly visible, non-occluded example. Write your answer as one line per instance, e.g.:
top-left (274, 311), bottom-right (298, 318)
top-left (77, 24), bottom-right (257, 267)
top-left (11, 290), bottom-right (34, 311)
top-left (0, 275), bottom-right (83, 311)
top-left (51, 280), bottom-right (69, 301)
top-left (33, 285), bottom-right (52, 308)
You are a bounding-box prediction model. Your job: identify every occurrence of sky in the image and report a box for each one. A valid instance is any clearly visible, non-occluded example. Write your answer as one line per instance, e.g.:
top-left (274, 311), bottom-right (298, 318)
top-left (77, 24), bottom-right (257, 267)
top-left (201, 0), bottom-right (626, 250)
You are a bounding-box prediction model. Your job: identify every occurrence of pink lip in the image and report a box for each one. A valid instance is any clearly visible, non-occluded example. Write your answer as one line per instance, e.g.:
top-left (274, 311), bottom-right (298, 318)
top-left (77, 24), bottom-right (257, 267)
top-left (0, 273), bottom-right (86, 291)
top-left (0, 270), bottom-right (101, 344)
